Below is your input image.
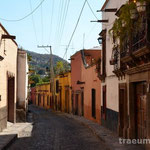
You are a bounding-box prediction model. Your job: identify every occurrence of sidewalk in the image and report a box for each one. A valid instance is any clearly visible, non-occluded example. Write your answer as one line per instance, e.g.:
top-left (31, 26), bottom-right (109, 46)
top-left (0, 121), bottom-right (33, 150)
top-left (64, 113), bottom-right (145, 150)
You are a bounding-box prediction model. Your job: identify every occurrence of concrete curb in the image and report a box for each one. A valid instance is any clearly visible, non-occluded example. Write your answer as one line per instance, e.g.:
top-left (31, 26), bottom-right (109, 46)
top-left (1, 134), bottom-right (17, 150)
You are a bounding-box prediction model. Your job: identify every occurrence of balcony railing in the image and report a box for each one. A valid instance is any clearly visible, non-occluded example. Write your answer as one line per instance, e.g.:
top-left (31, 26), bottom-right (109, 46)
top-left (120, 14), bottom-right (148, 59)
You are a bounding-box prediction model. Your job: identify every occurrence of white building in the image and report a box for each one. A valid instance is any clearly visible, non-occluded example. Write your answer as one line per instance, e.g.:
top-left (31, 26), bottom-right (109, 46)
top-left (99, 0), bottom-right (128, 132)
top-left (17, 49), bottom-right (29, 121)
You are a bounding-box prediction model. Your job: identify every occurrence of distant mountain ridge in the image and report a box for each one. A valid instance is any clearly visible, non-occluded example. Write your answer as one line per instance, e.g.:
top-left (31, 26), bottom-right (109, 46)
top-left (26, 50), bottom-right (67, 75)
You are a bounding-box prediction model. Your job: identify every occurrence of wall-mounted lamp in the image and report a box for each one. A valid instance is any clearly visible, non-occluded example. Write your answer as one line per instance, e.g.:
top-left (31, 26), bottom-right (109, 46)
top-left (0, 56), bottom-right (4, 61)
top-left (97, 37), bottom-right (102, 45)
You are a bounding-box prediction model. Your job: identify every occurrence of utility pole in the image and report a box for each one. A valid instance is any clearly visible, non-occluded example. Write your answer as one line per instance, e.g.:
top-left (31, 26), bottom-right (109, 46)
top-left (37, 45), bottom-right (55, 110)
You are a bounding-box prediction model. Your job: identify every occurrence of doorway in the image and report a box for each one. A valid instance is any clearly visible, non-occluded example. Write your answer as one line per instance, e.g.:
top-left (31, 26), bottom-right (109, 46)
top-left (65, 88), bottom-right (69, 113)
top-left (92, 89), bottom-right (96, 118)
top-left (81, 91), bottom-right (84, 116)
top-left (135, 82), bottom-right (147, 139)
top-left (7, 77), bottom-right (15, 123)
top-left (75, 94), bottom-right (79, 115)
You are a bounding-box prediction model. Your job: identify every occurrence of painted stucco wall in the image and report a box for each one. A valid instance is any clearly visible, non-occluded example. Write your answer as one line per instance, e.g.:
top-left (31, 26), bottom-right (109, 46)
top-left (82, 64), bottom-right (101, 124)
top-left (101, 0), bottom-right (128, 112)
top-left (17, 50), bottom-right (28, 110)
top-left (0, 25), bottom-right (18, 130)
top-left (31, 87), bottom-right (36, 104)
top-left (71, 50), bottom-right (101, 123)
top-left (71, 52), bottom-right (82, 92)
top-left (35, 83), bottom-right (51, 109)
top-left (55, 72), bottom-right (71, 113)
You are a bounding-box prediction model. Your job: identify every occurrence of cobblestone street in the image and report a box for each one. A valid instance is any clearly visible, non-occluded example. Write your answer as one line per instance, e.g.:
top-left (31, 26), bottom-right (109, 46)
top-left (8, 105), bottom-right (108, 150)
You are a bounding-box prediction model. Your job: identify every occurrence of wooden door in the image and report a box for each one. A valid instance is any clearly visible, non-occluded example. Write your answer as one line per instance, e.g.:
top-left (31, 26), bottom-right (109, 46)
top-left (81, 91), bottom-right (84, 116)
top-left (135, 82), bottom-right (147, 139)
top-left (75, 94), bottom-right (79, 115)
top-left (92, 89), bottom-right (96, 118)
top-left (7, 77), bottom-right (15, 122)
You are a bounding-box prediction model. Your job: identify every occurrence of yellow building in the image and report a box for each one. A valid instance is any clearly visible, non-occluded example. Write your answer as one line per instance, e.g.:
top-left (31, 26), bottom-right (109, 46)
top-left (34, 71), bottom-right (72, 113)
top-left (35, 83), bottom-right (51, 109)
top-left (54, 71), bottom-right (72, 113)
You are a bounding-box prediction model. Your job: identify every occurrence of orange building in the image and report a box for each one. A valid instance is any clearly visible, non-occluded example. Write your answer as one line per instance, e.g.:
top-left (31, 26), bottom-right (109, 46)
top-left (71, 49), bottom-right (101, 123)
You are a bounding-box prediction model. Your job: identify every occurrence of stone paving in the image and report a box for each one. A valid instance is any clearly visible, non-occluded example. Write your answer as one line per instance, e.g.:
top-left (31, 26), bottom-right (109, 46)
top-left (1, 105), bottom-right (147, 150)
top-left (0, 121), bottom-right (33, 150)
top-left (63, 113), bottom-right (146, 150)
top-left (8, 105), bottom-right (108, 150)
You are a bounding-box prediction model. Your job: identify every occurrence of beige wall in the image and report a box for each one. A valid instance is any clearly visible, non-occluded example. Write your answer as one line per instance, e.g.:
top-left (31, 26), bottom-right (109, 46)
top-left (0, 26), bottom-right (18, 108)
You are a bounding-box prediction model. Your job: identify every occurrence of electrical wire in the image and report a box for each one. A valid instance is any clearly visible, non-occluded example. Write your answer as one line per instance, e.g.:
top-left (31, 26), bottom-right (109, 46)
top-left (29, 0), bottom-right (38, 44)
top-left (63, 0), bottom-right (87, 59)
top-left (59, 0), bottom-right (70, 46)
top-left (87, 0), bottom-right (98, 20)
top-left (0, 0), bottom-right (46, 22)
top-left (49, 0), bottom-right (55, 43)
top-left (40, 0), bottom-right (44, 44)
top-left (54, 0), bottom-right (63, 47)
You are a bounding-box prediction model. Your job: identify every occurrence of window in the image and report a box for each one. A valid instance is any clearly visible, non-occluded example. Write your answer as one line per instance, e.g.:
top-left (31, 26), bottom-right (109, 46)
top-left (102, 86), bottom-right (107, 120)
top-left (56, 80), bottom-right (59, 93)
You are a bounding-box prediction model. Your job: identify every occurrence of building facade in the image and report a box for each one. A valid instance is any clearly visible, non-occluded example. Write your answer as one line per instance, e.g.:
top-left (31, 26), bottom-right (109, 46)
top-left (17, 49), bottom-right (29, 121)
top-left (54, 72), bottom-right (72, 113)
top-left (98, 0), bottom-right (128, 132)
top-left (33, 72), bottom-right (72, 113)
top-left (0, 23), bottom-right (18, 131)
top-left (71, 49), bottom-right (101, 123)
top-left (100, 1), bottom-right (150, 149)
top-left (35, 83), bottom-right (51, 109)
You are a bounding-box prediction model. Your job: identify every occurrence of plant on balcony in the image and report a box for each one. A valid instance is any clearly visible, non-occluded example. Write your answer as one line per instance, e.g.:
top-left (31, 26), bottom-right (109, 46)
top-left (109, 2), bottom-right (137, 46)
top-left (109, 0), bottom-right (150, 51)
top-left (110, 45), bottom-right (119, 65)
top-left (136, 0), bottom-right (147, 12)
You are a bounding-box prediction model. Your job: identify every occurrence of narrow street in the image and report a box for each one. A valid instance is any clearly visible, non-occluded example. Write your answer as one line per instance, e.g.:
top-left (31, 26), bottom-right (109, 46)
top-left (8, 105), bottom-right (108, 150)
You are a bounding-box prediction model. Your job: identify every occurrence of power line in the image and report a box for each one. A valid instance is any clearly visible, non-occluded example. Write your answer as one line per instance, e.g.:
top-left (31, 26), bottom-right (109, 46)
top-left (63, 0), bottom-right (87, 59)
top-left (40, 0), bottom-right (44, 44)
top-left (0, 0), bottom-right (46, 22)
top-left (49, 0), bottom-right (55, 43)
top-left (57, 0), bottom-right (68, 43)
top-left (29, 0), bottom-right (38, 44)
top-left (59, 0), bottom-right (70, 46)
top-left (87, 1), bottom-right (98, 20)
top-left (54, 0), bottom-right (63, 48)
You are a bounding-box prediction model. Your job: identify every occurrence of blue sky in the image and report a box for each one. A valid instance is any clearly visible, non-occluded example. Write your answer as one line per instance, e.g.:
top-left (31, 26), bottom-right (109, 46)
top-left (0, 0), bottom-right (105, 60)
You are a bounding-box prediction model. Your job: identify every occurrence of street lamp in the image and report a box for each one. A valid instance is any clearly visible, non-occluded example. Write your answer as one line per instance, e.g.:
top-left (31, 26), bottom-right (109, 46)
top-left (97, 37), bottom-right (102, 45)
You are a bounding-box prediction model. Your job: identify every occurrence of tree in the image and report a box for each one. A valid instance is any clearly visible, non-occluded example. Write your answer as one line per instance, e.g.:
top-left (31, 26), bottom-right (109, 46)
top-left (29, 74), bottom-right (42, 87)
top-left (42, 76), bottom-right (50, 82)
top-left (55, 61), bottom-right (65, 75)
top-left (54, 61), bottom-right (70, 75)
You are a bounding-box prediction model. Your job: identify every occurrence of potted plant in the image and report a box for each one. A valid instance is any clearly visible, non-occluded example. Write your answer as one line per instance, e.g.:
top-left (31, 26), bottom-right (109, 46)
top-left (136, 0), bottom-right (147, 12)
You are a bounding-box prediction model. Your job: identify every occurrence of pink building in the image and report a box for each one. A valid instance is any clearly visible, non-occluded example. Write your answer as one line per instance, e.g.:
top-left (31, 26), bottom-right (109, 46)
top-left (71, 49), bottom-right (101, 123)
top-left (30, 87), bottom-right (36, 104)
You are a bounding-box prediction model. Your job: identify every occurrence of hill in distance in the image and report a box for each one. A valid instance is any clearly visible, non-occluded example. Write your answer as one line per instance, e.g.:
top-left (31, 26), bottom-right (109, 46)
top-left (26, 50), bottom-right (68, 75)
